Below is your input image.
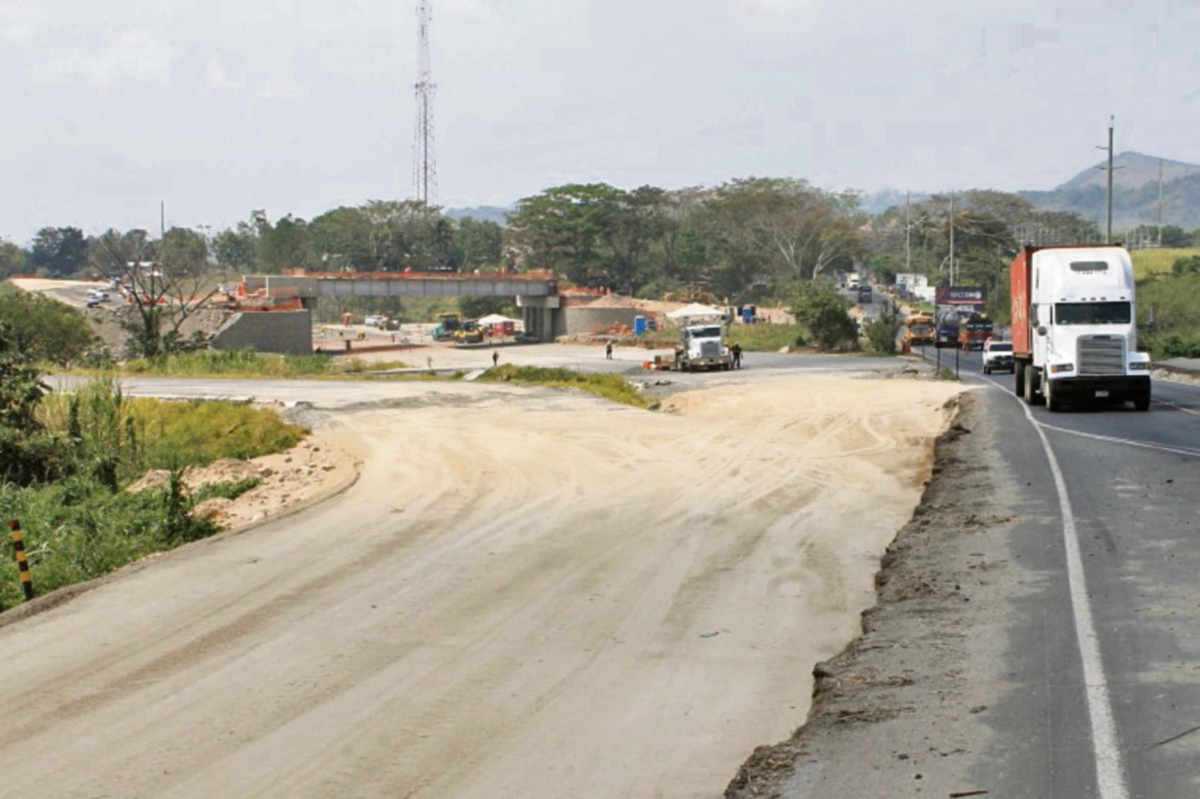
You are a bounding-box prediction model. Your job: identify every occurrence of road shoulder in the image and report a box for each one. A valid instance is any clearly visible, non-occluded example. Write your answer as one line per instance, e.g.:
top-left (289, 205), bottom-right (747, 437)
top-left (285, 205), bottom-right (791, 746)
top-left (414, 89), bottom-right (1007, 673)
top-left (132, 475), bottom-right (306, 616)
top-left (725, 389), bottom-right (1022, 798)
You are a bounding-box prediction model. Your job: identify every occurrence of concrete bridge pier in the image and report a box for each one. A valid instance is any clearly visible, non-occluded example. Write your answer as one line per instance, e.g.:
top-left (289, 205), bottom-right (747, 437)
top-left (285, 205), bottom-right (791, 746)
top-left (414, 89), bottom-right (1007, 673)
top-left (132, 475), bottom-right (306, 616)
top-left (517, 295), bottom-right (561, 342)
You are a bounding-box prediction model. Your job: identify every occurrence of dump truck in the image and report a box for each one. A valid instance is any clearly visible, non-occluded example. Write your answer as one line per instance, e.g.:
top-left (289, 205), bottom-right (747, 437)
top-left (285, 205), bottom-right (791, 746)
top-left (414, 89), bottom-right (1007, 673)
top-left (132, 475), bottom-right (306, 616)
top-left (675, 323), bottom-right (732, 372)
top-left (1011, 244), bottom-right (1151, 411)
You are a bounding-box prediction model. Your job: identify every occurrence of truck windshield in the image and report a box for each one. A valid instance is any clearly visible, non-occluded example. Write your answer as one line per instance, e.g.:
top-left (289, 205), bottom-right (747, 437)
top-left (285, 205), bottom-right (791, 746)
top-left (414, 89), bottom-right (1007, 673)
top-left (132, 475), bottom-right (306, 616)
top-left (688, 326), bottom-right (722, 338)
top-left (1054, 301), bottom-right (1131, 325)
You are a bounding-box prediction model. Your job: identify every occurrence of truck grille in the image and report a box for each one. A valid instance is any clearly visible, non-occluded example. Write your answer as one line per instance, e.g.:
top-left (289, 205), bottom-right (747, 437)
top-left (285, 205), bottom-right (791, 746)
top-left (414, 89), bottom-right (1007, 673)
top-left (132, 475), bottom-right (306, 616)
top-left (1078, 336), bottom-right (1125, 375)
top-left (699, 341), bottom-right (721, 358)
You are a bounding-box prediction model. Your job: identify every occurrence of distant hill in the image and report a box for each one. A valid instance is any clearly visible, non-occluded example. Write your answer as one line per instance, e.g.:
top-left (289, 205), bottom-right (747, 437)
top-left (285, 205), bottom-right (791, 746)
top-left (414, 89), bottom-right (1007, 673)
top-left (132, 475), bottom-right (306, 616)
top-left (444, 205), bottom-right (511, 226)
top-left (1022, 151), bottom-right (1200, 230)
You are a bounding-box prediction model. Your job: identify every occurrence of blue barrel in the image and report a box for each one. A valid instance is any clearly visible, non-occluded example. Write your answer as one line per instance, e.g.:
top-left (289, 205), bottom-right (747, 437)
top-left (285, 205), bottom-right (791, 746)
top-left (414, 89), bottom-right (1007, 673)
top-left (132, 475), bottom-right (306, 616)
top-left (633, 315), bottom-right (646, 335)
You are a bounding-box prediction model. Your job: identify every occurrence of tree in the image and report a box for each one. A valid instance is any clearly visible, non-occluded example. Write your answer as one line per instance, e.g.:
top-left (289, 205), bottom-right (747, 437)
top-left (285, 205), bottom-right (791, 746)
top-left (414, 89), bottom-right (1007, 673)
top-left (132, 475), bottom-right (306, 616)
top-left (212, 222), bottom-right (258, 273)
top-left (0, 239), bottom-right (29, 279)
top-left (508, 184), bottom-right (625, 286)
top-left (91, 227), bottom-right (227, 358)
top-left (30, 227), bottom-right (89, 277)
top-left (604, 185), bottom-right (667, 295)
top-left (455, 217), bottom-right (503, 271)
top-left (254, 213), bottom-right (312, 273)
top-left (0, 291), bottom-right (97, 365)
top-left (789, 280), bottom-right (858, 351)
top-left (0, 321), bottom-right (47, 433)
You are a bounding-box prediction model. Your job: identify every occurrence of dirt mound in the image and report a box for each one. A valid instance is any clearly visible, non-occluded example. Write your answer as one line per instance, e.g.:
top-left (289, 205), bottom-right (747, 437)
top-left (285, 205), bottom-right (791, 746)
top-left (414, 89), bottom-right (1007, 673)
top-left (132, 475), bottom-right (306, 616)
top-left (126, 436), bottom-right (359, 529)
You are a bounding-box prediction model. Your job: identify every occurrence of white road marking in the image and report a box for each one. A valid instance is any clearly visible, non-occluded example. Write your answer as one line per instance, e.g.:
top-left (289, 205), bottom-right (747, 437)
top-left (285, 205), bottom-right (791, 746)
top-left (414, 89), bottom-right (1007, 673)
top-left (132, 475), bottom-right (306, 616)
top-left (1035, 423), bottom-right (1200, 459)
top-left (1014, 395), bottom-right (1130, 799)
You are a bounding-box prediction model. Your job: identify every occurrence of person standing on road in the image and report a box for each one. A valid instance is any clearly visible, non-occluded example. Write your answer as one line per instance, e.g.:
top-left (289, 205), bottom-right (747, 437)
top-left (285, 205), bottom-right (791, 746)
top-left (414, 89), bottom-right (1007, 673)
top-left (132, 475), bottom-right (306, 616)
top-left (492, 350), bottom-right (499, 368)
top-left (605, 341), bottom-right (614, 360)
top-left (731, 342), bottom-right (742, 369)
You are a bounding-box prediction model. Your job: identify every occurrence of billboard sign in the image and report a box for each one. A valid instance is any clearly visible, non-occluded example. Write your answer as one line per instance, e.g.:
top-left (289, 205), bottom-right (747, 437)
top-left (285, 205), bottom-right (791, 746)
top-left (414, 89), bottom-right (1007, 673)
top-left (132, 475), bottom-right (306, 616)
top-left (935, 285), bottom-right (986, 308)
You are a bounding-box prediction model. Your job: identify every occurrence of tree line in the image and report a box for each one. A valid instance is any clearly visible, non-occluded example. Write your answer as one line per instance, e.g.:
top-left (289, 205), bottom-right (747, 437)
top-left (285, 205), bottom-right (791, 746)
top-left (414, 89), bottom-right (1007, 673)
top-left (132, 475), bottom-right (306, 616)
top-left (0, 180), bottom-right (1148, 318)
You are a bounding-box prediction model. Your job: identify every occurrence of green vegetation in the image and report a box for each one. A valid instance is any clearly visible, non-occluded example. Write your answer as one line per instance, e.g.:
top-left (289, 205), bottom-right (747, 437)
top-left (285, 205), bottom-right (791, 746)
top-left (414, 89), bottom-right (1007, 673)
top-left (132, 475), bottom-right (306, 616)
top-left (724, 323), bottom-right (805, 352)
top-left (1138, 267), bottom-right (1200, 358)
top-left (0, 337), bottom-right (307, 611)
top-left (789, 281), bottom-right (858, 351)
top-left (478, 364), bottom-right (653, 408)
top-left (863, 311), bottom-right (903, 356)
top-left (0, 290), bottom-right (98, 366)
top-left (1130, 247), bottom-right (1200, 279)
top-left (117, 348), bottom-right (407, 378)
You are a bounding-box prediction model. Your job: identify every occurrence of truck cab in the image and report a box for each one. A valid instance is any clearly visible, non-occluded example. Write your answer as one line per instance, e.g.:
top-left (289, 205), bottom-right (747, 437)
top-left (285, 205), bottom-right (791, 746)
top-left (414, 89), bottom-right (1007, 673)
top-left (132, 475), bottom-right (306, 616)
top-left (676, 324), bottom-right (732, 372)
top-left (1012, 245), bottom-right (1151, 411)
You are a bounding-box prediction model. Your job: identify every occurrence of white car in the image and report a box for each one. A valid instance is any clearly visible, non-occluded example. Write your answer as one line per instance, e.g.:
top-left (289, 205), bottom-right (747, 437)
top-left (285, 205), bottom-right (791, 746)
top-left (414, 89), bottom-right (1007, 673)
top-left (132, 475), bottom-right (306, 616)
top-left (982, 340), bottom-right (1014, 374)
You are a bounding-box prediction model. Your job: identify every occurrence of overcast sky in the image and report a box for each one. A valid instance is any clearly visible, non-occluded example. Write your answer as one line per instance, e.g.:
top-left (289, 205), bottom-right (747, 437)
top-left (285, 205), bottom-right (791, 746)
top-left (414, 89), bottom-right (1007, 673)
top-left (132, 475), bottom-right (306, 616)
top-left (3, 0), bottom-right (1199, 243)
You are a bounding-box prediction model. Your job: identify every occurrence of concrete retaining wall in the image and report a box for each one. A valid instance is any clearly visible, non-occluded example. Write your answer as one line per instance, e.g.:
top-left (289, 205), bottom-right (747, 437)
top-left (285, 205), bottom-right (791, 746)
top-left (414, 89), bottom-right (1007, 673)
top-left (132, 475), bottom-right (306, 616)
top-left (560, 307), bottom-right (644, 338)
top-left (211, 310), bottom-right (313, 356)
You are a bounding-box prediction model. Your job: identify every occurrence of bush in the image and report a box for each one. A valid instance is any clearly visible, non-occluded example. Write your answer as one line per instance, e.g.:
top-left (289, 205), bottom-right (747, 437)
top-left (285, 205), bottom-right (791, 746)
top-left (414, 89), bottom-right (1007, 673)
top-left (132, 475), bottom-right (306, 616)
top-left (0, 292), bottom-right (97, 366)
top-left (0, 475), bottom-right (219, 610)
top-left (863, 315), bottom-right (902, 355)
top-left (1143, 331), bottom-right (1200, 359)
top-left (789, 281), bottom-right (859, 351)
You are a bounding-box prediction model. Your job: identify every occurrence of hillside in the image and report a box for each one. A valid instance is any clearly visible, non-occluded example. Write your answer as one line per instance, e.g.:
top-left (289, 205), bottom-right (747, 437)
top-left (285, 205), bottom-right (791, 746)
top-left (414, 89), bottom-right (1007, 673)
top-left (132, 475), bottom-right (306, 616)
top-left (444, 205), bottom-right (511, 226)
top-left (1021, 151), bottom-right (1200, 230)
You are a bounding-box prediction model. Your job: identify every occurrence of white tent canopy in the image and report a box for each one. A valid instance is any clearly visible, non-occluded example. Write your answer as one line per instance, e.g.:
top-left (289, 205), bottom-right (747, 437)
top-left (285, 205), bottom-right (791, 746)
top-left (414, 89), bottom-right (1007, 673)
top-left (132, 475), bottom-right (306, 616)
top-left (666, 303), bottom-right (724, 321)
top-left (477, 314), bottom-right (519, 325)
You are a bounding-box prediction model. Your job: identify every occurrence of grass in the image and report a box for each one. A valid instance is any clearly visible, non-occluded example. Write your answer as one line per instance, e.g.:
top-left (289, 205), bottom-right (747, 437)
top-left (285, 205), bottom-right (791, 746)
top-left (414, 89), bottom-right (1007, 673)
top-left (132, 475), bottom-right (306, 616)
top-left (723, 323), bottom-right (806, 353)
top-left (116, 349), bottom-right (409, 378)
top-left (38, 375), bottom-right (307, 478)
top-left (1130, 248), bottom-right (1200, 279)
top-left (0, 377), bottom-right (309, 611)
top-left (477, 364), bottom-right (654, 408)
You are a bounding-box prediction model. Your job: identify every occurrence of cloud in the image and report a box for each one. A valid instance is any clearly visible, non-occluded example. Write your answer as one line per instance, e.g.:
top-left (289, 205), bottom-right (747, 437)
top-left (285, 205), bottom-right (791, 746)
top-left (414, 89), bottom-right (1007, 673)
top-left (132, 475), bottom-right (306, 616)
top-left (0, 1), bottom-right (45, 45)
top-left (35, 30), bottom-right (176, 87)
top-left (255, 80), bottom-right (310, 99)
top-left (737, 0), bottom-right (813, 13)
top-left (204, 56), bottom-right (245, 92)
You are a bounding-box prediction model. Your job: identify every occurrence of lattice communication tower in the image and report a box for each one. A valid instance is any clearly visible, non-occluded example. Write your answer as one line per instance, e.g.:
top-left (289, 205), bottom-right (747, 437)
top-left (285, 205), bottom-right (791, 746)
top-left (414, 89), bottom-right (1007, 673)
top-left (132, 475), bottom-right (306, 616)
top-left (413, 0), bottom-right (437, 206)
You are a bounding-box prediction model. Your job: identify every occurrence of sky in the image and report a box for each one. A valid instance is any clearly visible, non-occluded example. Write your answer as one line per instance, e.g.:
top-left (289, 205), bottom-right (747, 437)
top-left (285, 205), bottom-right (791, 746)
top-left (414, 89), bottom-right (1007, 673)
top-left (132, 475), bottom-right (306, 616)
top-left (3, 0), bottom-right (1200, 244)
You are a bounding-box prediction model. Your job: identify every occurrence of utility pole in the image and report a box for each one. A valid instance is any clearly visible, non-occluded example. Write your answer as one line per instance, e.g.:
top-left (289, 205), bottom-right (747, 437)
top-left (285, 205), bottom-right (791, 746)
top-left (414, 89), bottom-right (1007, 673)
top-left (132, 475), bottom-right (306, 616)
top-left (948, 191), bottom-right (955, 286)
top-left (1157, 158), bottom-right (1164, 247)
top-left (413, 0), bottom-right (437, 208)
top-left (905, 191), bottom-right (911, 273)
top-left (1096, 116), bottom-right (1120, 244)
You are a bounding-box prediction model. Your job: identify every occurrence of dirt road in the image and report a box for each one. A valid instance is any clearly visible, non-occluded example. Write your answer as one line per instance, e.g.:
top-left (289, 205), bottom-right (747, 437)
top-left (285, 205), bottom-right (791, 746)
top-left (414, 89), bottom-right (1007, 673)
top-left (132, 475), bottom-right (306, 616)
top-left (0, 374), bottom-right (961, 798)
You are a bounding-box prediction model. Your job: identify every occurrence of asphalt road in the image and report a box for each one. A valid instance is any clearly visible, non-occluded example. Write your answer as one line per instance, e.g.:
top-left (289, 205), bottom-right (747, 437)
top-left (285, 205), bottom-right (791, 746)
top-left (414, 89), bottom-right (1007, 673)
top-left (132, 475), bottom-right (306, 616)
top-left (910, 348), bottom-right (1200, 798)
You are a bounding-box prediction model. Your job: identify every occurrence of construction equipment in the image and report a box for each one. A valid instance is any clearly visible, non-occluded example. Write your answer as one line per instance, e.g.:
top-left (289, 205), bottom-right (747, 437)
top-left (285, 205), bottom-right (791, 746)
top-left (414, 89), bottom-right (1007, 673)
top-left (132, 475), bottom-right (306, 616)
top-left (432, 313), bottom-right (463, 341)
top-left (453, 319), bottom-right (485, 345)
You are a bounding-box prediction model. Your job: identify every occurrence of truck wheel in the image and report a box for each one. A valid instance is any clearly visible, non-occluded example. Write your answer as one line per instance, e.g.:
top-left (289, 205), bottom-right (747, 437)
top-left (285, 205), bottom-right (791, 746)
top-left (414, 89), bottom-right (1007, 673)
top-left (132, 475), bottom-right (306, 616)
top-left (983, 363), bottom-right (990, 375)
top-left (1015, 361), bottom-right (1026, 400)
top-left (1045, 380), bottom-right (1060, 412)
top-left (1134, 391), bottom-right (1151, 411)
top-left (1023, 364), bottom-right (1044, 406)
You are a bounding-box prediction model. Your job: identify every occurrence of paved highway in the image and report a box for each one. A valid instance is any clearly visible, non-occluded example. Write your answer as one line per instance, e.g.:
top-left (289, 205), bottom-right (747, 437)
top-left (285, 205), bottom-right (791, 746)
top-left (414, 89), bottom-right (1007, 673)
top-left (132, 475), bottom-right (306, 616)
top-left (907, 348), bottom-right (1200, 798)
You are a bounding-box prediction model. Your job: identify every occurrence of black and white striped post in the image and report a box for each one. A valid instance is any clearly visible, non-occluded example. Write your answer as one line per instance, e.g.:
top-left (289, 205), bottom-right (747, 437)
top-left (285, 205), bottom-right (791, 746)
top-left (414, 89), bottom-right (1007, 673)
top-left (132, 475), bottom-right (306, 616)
top-left (7, 520), bottom-right (34, 601)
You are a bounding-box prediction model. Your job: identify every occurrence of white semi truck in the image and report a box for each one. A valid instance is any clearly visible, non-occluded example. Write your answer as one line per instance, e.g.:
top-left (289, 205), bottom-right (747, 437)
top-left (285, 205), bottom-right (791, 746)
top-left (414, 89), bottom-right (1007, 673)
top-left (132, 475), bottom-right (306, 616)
top-left (1010, 244), bottom-right (1152, 411)
top-left (675, 323), bottom-right (732, 372)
